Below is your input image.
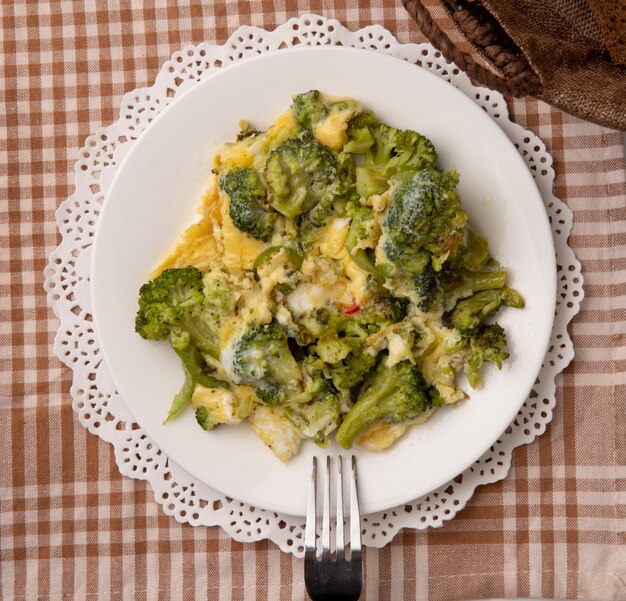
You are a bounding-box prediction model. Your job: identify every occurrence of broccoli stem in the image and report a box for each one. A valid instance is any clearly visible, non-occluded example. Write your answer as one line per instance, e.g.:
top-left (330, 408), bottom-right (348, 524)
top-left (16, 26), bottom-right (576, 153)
top-left (174, 344), bottom-right (227, 389)
top-left (335, 374), bottom-right (398, 449)
top-left (464, 270), bottom-right (507, 292)
top-left (163, 363), bottom-right (195, 423)
top-left (254, 245), bottom-right (303, 270)
top-left (450, 288), bottom-right (524, 331)
top-left (178, 315), bottom-right (220, 359)
top-left (461, 228), bottom-right (490, 270)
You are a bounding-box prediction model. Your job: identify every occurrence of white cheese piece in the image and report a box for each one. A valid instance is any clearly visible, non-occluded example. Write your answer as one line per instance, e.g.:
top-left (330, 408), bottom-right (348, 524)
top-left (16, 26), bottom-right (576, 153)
top-left (386, 333), bottom-right (411, 367)
top-left (285, 283), bottom-right (327, 316)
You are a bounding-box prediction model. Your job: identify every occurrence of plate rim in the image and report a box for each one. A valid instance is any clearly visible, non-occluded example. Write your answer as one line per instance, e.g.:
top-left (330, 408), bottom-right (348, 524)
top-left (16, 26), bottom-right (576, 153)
top-left (91, 45), bottom-right (557, 516)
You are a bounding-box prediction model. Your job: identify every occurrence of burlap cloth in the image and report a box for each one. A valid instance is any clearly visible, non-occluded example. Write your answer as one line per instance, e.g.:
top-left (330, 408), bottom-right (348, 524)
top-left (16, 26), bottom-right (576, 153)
top-left (1, 1), bottom-right (625, 600)
top-left (403, 0), bottom-right (626, 130)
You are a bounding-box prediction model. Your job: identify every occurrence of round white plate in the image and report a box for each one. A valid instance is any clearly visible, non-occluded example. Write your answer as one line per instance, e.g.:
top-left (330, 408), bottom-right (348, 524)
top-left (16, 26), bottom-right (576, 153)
top-left (92, 46), bottom-right (556, 517)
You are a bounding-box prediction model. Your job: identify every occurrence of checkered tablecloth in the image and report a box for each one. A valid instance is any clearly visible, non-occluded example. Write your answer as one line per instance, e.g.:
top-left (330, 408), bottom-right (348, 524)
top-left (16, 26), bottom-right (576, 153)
top-left (1, 2), bottom-right (624, 600)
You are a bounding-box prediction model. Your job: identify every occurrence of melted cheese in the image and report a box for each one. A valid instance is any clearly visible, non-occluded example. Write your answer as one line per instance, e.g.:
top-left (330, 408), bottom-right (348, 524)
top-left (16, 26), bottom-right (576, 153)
top-left (356, 410), bottom-right (435, 451)
top-left (248, 406), bottom-right (302, 462)
top-left (218, 190), bottom-right (268, 272)
top-left (318, 217), bottom-right (350, 259)
top-left (312, 99), bottom-right (361, 150)
top-left (191, 386), bottom-right (242, 424)
top-left (343, 256), bottom-right (371, 305)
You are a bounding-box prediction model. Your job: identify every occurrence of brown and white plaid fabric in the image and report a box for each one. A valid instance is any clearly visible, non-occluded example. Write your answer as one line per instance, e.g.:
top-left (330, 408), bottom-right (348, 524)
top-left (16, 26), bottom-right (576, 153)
top-left (1, 2), bottom-right (624, 600)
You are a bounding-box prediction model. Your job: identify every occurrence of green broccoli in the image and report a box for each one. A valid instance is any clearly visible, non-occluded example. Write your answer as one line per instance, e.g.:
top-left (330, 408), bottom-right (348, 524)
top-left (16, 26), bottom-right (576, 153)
top-left (335, 359), bottom-right (432, 449)
top-left (284, 362), bottom-right (342, 445)
top-left (457, 227), bottom-right (490, 271)
top-left (436, 227), bottom-right (508, 310)
top-left (413, 263), bottom-right (441, 313)
top-left (264, 136), bottom-right (342, 220)
top-left (329, 350), bottom-right (377, 401)
top-left (135, 267), bottom-right (220, 359)
top-left (195, 405), bottom-right (218, 430)
top-left (231, 321), bottom-right (302, 404)
top-left (284, 394), bottom-right (342, 446)
top-left (358, 289), bottom-right (408, 330)
top-left (291, 90), bottom-right (329, 130)
top-left (306, 151), bottom-right (356, 227)
top-left (343, 110), bottom-right (378, 154)
top-left (342, 115), bottom-right (438, 198)
top-left (203, 273), bottom-right (237, 327)
top-left (463, 323), bottom-right (509, 388)
top-left (439, 263), bottom-right (508, 311)
top-left (220, 167), bottom-right (276, 241)
top-left (450, 288), bottom-right (525, 332)
top-left (382, 168), bottom-right (467, 272)
top-left (344, 199), bottom-right (381, 275)
top-left (175, 344), bottom-right (227, 390)
top-left (135, 267), bottom-right (231, 422)
top-left (291, 90), bottom-right (360, 135)
top-left (306, 313), bottom-right (377, 400)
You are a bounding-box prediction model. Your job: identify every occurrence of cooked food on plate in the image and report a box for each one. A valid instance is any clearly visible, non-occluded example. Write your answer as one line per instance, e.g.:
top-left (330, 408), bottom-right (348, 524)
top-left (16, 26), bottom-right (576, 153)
top-left (134, 90), bottom-right (524, 461)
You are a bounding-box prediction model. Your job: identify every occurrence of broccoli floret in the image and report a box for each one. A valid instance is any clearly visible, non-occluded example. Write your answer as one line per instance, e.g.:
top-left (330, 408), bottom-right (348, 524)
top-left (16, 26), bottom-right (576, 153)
top-left (327, 348), bottom-right (377, 402)
top-left (220, 167), bottom-right (276, 241)
top-left (135, 267), bottom-right (220, 358)
top-left (335, 359), bottom-right (432, 449)
top-left (450, 288), bottom-right (525, 332)
top-left (463, 323), bottom-right (509, 388)
top-left (343, 116), bottom-right (438, 198)
top-left (231, 321), bottom-right (302, 403)
top-left (284, 361), bottom-right (342, 444)
top-left (436, 227), bottom-right (508, 310)
top-left (382, 168), bottom-right (467, 272)
top-left (413, 263), bottom-right (440, 313)
top-left (343, 110), bottom-right (378, 154)
top-left (439, 263), bottom-right (508, 311)
top-left (136, 268), bottom-right (231, 423)
top-left (203, 273), bottom-right (237, 326)
top-left (344, 199), bottom-right (382, 275)
top-left (285, 393), bottom-right (342, 446)
top-left (195, 406), bottom-right (218, 430)
top-left (457, 227), bottom-right (490, 271)
top-left (264, 136), bottom-right (343, 220)
top-left (291, 90), bottom-right (329, 130)
top-left (302, 309), bottom-right (379, 398)
top-left (428, 387), bottom-right (446, 408)
top-left (358, 290), bottom-right (408, 329)
top-left (254, 382), bottom-right (284, 405)
top-left (291, 90), bottom-right (361, 137)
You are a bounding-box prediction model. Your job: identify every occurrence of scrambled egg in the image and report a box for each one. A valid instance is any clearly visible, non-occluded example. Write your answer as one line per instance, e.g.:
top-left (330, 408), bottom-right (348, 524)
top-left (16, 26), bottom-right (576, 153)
top-left (143, 91), bottom-right (518, 460)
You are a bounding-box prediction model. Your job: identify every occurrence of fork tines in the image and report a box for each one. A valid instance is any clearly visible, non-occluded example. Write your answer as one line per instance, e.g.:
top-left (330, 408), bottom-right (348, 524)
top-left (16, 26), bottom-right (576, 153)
top-left (304, 456), bottom-right (362, 601)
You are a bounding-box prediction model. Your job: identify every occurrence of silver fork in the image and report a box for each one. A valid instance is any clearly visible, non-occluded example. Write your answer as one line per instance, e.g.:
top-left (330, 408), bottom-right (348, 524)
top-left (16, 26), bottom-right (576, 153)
top-left (304, 456), bottom-right (362, 601)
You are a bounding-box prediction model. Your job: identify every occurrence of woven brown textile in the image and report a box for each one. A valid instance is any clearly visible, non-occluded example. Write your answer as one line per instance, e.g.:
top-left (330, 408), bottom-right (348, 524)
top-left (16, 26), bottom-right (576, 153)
top-left (586, 0), bottom-right (626, 64)
top-left (403, 0), bottom-right (626, 130)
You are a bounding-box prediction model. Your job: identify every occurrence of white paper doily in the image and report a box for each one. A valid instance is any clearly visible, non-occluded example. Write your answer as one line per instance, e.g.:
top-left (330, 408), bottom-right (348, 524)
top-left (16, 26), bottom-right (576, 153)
top-left (43, 15), bottom-right (583, 557)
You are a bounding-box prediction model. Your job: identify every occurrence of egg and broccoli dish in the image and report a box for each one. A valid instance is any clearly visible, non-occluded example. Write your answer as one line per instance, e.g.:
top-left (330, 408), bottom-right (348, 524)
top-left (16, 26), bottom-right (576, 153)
top-left (134, 90), bottom-right (524, 461)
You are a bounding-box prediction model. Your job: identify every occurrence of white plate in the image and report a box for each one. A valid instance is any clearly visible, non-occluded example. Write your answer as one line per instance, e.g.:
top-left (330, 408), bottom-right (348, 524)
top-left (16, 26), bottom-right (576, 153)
top-left (92, 46), bottom-right (556, 517)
